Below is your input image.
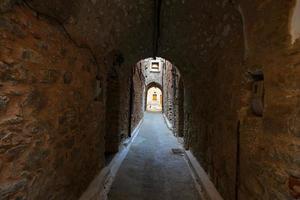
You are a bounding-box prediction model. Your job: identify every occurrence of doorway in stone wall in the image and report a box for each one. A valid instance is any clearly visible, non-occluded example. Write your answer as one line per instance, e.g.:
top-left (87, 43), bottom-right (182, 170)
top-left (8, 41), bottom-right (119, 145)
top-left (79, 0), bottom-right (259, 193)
top-left (146, 86), bottom-right (163, 112)
top-left (108, 58), bottom-right (195, 200)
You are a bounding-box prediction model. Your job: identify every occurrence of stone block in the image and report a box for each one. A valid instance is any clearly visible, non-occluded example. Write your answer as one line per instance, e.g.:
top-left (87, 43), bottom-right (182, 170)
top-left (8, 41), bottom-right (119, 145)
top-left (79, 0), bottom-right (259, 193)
top-left (0, 0), bottom-right (21, 12)
top-left (1, 116), bottom-right (23, 125)
top-left (23, 90), bottom-right (46, 111)
top-left (0, 179), bottom-right (27, 199)
top-left (40, 69), bottom-right (59, 84)
top-left (0, 17), bottom-right (26, 38)
top-left (63, 71), bottom-right (72, 84)
top-left (36, 41), bottom-right (49, 50)
top-left (0, 62), bottom-right (28, 82)
top-left (5, 144), bottom-right (26, 161)
top-left (25, 148), bottom-right (50, 169)
top-left (64, 137), bottom-right (75, 149)
top-left (53, 156), bottom-right (64, 170)
top-left (243, 176), bottom-right (265, 197)
top-left (58, 109), bottom-right (78, 128)
top-left (0, 95), bottom-right (9, 110)
top-left (289, 176), bottom-right (300, 199)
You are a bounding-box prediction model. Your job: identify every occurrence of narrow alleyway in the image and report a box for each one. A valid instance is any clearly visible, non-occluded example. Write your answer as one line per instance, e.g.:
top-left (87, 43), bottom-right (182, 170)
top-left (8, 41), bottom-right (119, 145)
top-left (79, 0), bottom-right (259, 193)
top-left (2, 2), bottom-right (299, 199)
top-left (108, 112), bottom-right (200, 200)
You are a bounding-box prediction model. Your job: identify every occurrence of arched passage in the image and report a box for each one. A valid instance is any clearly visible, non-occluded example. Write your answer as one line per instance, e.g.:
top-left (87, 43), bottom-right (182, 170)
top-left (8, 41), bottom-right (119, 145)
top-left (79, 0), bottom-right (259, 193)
top-left (138, 58), bottom-right (185, 137)
top-left (145, 82), bottom-right (163, 112)
top-left (3, 2), bottom-right (298, 199)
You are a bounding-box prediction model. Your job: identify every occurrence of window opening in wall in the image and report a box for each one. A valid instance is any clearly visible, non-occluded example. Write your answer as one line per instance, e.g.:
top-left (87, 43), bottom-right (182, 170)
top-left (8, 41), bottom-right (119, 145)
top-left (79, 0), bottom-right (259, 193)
top-left (152, 92), bottom-right (158, 101)
top-left (150, 61), bottom-right (160, 72)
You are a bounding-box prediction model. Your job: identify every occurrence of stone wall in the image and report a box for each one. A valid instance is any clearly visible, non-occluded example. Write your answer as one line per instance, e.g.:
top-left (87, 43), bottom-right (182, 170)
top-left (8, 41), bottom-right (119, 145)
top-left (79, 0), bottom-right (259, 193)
top-left (104, 63), bottom-right (121, 154)
top-left (162, 60), bottom-right (181, 136)
top-left (117, 64), bottom-right (131, 140)
top-left (131, 64), bottom-right (145, 130)
top-left (160, 1), bottom-right (300, 199)
top-left (0, 6), bottom-right (104, 199)
top-left (1, 1), bottom-right (299, 200)
top-left (141, 58), bottom-right (163, 87)
top-left (0, 3), bottom-right (149, 199)
top-left (160, 1), bottom-right (248, 199)
top-left (104, 56), bottom-right (144, 154)
top-left (238, 1), bottom-right (300, 199)
top-left (177, 78), bottom-right (184, 137)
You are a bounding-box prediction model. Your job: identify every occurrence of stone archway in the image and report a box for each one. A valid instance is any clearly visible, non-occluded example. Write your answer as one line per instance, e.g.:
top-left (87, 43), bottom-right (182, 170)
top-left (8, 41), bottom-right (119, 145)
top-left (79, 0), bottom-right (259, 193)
top-left (145, 82), bottom-right (163, 112)
top-left (146, 86), bottom-right (163, 112)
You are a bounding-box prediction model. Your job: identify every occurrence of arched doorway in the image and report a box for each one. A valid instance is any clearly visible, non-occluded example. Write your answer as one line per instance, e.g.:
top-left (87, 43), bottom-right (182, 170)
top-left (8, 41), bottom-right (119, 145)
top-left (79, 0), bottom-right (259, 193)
top-left (145, 82), bottom-right (163, 112)
top-left (146, 87), bottom-right (162, 112)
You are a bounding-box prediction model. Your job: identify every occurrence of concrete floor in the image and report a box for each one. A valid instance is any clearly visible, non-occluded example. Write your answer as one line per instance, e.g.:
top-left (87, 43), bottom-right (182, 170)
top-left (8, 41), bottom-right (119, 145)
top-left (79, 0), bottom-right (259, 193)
top-left (108, 112), bottom-right (201, 200)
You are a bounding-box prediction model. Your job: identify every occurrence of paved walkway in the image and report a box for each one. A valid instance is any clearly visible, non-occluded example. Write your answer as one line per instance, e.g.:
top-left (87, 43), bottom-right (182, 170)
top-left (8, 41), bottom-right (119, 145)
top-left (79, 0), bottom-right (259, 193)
top-left (108, 112), bottom-right (200, 200)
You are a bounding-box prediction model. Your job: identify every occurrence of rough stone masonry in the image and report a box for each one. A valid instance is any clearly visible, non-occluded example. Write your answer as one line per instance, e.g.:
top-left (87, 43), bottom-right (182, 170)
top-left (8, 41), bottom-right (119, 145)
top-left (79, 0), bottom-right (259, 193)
top-left (0, 0), bottom-right (300, 200)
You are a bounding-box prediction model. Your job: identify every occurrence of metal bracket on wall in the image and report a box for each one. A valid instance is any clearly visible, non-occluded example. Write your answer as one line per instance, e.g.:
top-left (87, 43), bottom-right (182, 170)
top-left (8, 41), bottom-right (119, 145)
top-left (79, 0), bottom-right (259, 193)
top-left (248, 70), bottom-right (264, 117)
top-left (94, 76), bottom-right (103, 102)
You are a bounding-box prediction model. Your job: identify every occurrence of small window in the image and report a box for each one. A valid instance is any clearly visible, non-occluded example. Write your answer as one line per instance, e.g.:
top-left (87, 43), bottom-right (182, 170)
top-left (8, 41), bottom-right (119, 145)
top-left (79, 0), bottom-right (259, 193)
top-left (150, 62), bottom-right (160, 72)
top-left (152, 93), bottom-right (157, 101)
